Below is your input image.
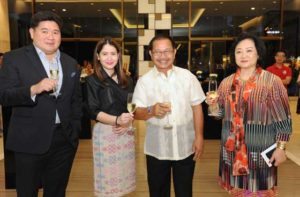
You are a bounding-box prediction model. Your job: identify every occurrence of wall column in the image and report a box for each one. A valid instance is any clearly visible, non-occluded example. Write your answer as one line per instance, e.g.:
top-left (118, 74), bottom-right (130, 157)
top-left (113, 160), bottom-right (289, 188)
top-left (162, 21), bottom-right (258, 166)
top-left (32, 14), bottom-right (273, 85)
top-left (0, 0), bottom-right (11, 52)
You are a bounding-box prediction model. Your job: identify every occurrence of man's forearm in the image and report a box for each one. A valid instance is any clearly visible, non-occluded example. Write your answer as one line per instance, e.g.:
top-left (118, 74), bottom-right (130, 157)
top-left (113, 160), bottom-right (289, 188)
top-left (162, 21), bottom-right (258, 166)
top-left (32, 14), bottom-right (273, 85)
top-left (192, 104), bottom-right (204, 138)
top-left (134, 107), bottom-right (153, 120)
top-left (283, 77), bottom-right (291, 85)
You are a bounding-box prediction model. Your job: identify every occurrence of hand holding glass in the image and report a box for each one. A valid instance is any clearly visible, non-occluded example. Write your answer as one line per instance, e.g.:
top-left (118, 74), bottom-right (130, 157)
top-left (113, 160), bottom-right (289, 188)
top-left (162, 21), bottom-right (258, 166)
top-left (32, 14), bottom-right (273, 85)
top-left (127, 93), bottom-right (136, 131)
top-left (49, 60), bottom-right (60, 96)
top-left (207, 76), bottom-right (219, 116)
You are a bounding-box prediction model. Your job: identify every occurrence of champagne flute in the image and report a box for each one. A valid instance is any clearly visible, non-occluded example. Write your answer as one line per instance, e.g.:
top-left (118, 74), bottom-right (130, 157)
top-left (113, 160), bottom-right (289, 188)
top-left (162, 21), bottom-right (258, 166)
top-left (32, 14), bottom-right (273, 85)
top-left (163, 93), bottom-right (173, 130)
top-left (207, 73), bottom-right (219, 116)
top-left (127, 93), bottom-right (136, 131)
top-left (49, 59), bottom-right (60, 96)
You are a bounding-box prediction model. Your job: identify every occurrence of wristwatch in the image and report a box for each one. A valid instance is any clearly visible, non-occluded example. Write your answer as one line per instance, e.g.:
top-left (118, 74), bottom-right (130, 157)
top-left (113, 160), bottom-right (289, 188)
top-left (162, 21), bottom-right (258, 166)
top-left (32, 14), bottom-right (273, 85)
top-left (147, 106), bottom-right (152, 114)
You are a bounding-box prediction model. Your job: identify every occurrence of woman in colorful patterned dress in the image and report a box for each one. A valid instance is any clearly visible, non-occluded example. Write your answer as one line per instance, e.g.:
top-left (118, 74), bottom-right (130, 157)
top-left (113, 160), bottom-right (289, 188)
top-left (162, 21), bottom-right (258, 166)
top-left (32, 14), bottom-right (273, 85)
top-left (206, 33), bottom-right (292, 196)
top-left (86, 37), bottom-right (136, 197)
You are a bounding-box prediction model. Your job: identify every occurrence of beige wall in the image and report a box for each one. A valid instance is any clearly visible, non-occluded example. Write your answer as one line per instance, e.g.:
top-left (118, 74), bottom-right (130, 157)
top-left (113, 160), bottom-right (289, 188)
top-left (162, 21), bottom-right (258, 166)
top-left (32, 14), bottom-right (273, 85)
top-left (0, 0), bottom-right (10, 53)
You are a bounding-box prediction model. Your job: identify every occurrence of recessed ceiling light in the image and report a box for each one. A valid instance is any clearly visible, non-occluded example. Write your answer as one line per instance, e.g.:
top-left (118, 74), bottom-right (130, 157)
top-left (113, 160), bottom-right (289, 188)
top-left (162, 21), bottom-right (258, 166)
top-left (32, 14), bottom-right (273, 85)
top-left (62, 8), bottom-right (67, 12)
top-left (273, 1), bottom-right (277, 4)
top-left (176, 2), bottom-right (180, 5)
top-left (220, 2), bottom-right (224, 4)
top-left (40, 3), bottom-right (44, 6)
top-left (52, 9), bottom-right (56, 12)
top-left (90, 3), bottom-right (94, 6)
top-left (214, 8), bottom-right (218, 11)
top-left (97, 9), bottom-right (101, 12)
top-left (251, 7), bottom-right (255, 10)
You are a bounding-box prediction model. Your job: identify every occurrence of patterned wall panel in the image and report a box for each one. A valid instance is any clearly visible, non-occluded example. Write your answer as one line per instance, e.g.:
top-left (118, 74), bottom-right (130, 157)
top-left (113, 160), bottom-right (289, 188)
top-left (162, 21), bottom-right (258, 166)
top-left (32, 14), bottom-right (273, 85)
top-left (138, 0), bottom-right (155, 14)
top-left (148, 14), bottom-right (155, 29)
top-left (138, 29), bottom-right (155, 46)
top-left (139, 61), bottom-right (153, 75)
top-left (155, 13), bottom-right (171, 30)
top-left (138, 45), bottom-right (144, 61)
top-left (138, 0), bottom-right (171, 76)
top-left (155, 0), bottom-right (166, 13)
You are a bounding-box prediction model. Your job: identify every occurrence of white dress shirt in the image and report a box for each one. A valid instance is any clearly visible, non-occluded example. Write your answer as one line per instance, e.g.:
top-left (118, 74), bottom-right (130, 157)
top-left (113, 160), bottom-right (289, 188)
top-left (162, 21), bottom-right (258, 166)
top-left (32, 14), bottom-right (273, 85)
top-left (133, 66), bottom-right (205, 160)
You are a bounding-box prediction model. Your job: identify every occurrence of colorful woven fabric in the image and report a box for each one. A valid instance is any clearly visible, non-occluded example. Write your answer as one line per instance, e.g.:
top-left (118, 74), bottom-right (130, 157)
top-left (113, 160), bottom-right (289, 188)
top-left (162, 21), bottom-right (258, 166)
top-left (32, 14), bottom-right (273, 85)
top-left (217, 69), bottom-right (292, 195)
top-left (219, 178), bottom-right (278, 197)
top-left (92, 123), bottom-right (136, 197)
top-left (227, 68), bottom-right (262, 176)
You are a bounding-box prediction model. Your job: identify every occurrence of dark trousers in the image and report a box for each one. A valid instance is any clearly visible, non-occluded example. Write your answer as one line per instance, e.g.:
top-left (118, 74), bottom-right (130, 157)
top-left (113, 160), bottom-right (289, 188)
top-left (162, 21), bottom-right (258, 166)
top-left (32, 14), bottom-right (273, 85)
top-left (14, 125), bottom-right (77, 197)
top-left (146, 154), bottom-right (195, 197)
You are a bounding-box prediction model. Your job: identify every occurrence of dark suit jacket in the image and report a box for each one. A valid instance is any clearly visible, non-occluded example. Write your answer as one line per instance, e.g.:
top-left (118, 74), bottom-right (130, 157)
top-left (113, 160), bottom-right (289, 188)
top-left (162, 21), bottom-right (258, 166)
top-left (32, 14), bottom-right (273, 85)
top-left (0, 44), bottom-right (82, 154)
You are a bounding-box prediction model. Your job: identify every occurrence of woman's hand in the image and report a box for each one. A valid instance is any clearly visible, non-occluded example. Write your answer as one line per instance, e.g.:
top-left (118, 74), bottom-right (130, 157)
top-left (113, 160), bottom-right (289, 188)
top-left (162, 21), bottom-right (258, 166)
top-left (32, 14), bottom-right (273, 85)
top-left (112, 126), bottom-right (129, 135)
top-left (205, 92), bottom-right (219, 106)
top-left (269, 148), bottom-right (287, 166)
top-left (116, 113), bottom-right (134, 127)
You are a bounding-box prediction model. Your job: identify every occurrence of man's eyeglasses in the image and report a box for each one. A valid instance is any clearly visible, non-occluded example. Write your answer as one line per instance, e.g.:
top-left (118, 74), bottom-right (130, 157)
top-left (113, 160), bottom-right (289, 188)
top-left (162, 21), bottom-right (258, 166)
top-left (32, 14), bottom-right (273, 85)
top-left (152, 50), bottom-right (174, 57)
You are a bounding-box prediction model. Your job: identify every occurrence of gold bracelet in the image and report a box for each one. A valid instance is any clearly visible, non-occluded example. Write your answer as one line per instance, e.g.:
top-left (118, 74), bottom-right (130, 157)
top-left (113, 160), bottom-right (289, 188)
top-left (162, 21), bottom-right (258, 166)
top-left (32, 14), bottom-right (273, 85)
top-left (276, 141), bottom-right (287, 150)
top-left (277, 141), bottom-right (286, 149)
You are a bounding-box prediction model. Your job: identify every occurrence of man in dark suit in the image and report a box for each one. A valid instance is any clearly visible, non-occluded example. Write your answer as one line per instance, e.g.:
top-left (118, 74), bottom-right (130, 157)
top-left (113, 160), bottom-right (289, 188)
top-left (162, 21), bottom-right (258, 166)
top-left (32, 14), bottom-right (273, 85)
top-left (0, 11), bottom-right (82, 197)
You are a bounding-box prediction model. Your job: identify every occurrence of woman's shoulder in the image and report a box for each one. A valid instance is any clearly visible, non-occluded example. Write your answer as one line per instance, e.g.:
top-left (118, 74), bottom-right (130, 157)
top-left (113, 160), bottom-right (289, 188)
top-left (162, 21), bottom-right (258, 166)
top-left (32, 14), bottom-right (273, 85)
top-left (221, 73), bottom-right (235, 84)
top-left (86, 73), bottom-right (98, 82)
top-left (86, 74), bottom-right (106, 87)
top-left (261, 69), bottom-right (279, 82)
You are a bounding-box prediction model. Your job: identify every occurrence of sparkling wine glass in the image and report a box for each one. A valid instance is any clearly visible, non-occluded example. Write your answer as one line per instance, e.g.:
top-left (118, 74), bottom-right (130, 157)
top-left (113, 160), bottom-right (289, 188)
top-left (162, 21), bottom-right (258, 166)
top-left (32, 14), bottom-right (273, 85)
top-left (162, 92), bottom-right (172, 130)
top-left (49, 59), bottom-right (60, 96)
top-left (127, 93), bottom-right (136, 131)
top-left (207, 74), bottom-right (219, 116)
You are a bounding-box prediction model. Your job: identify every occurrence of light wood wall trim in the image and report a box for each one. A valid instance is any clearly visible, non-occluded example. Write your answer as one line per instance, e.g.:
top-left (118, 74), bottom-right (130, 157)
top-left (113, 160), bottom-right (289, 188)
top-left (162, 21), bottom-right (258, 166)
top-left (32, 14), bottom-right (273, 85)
top-left (190, 36), bottom-right (282, 42)
top-left (0, 0), bottom-right (11, 52)
top-left (61, 37), bottom-right (123, 42)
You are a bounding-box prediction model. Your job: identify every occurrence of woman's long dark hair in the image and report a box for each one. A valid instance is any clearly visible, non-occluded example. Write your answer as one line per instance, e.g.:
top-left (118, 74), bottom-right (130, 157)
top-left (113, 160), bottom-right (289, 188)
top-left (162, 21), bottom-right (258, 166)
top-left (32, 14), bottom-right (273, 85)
top-left (93, 36), bottom-right (128, 88)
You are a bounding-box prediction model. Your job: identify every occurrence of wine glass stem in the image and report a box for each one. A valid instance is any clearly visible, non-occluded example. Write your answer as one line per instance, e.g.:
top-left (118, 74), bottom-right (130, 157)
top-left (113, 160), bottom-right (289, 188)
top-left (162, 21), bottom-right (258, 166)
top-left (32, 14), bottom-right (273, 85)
top-left (131, 123), bottom-right (136, 131)
top-left (129, 117), bottom-right (135, 131)
top-left (52, 84), bottom-right (58, 96)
